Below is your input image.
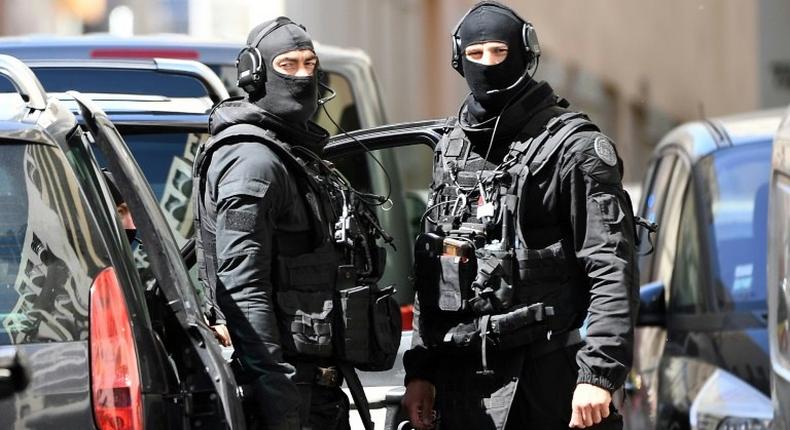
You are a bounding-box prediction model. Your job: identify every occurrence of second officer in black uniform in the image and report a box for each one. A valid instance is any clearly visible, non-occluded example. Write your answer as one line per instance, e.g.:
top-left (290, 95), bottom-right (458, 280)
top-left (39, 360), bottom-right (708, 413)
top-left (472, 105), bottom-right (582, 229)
top-left (402, 2), bottom-right (639, 429)
top-left (193, 17), bottom-right (400, 430)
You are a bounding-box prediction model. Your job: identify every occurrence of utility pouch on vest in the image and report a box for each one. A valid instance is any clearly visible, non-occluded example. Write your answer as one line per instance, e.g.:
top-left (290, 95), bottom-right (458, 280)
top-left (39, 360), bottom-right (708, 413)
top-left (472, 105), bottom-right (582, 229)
top-left (365, 284), bottom-right (401, 371)
top-left (415, 232), bottom-right (476, 315)
top-left (276, 289), bottom-right (334, 357)
top-left (470, 248), bottom-right (517, 314)
top-left (275, 244), bottom-right (338, 358)
top-left (489, 302), bottom-right (555, 350)
top-left (338, 283), bottom-right (401, 371)
top-left (338, 284), bottom-right (370, 364)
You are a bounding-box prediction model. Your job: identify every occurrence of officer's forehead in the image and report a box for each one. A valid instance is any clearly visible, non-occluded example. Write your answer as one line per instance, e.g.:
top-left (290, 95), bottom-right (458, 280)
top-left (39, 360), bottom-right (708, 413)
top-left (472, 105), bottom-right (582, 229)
top-left (458, 6), bottom-right (523, 47)
top-left (273, 48), bottom-right (317, 60)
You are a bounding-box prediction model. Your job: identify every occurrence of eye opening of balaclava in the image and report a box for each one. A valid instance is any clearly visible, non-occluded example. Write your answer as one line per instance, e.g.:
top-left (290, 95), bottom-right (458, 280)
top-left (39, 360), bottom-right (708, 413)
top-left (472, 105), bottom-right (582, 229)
top-left (246, 18), bottom-right (319, 126)
top-left (457, 2), bottom-right (532, 114)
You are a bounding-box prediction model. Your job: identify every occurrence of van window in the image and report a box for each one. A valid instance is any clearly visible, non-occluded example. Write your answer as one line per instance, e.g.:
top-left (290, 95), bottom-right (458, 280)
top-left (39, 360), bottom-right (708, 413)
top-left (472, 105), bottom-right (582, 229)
top-left (0, 144), bottom-right (109, 345)
top-left (0, 67), bottom-right (209, 99)
top-left (697, 142), bottom-right (772, 310)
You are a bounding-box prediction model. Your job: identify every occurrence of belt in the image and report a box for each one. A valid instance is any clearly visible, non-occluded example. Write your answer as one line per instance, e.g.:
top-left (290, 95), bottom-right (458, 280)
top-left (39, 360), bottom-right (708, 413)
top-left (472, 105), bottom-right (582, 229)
top-left (526, 328), bottom-right (583, 359)
top-left (292, 360), bottom-right (344, 388)
top-left (314, 365), bottom-right (342, 387)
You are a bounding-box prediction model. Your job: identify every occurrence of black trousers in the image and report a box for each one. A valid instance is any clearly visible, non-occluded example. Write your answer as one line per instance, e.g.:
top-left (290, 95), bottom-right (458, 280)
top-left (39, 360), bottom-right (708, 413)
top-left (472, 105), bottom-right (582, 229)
top-left (243, 375), bottom-right (350, 430)
top-left (434, 343), bottom-right (622, 430)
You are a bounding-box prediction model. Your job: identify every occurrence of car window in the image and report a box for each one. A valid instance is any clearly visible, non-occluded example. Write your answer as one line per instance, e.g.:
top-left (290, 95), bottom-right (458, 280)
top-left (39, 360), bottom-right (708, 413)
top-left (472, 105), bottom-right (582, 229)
top-left (108, 132), bottom-right (202, 247)
top-left (653, 160), bottom-right (690, 287)
top-left (0, 68), bottom-right (209, 99)
top-left (771, 174), bottom-right (790, 369)
top-left (669, 185), bottom-right (704, 313)
top-left (639, 154), bottom-right (677, 284)
top-left (697, 142), bottom-right (772, 310)
top-left (0, 143), bottom-right (110, 345)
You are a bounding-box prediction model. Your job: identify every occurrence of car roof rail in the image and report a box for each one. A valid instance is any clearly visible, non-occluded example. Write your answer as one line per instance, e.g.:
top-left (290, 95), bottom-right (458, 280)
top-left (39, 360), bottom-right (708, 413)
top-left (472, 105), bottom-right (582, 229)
top-left (0, 54), bottom-right (47, 111)
top-left (153, 58), bottom-right (229, 105)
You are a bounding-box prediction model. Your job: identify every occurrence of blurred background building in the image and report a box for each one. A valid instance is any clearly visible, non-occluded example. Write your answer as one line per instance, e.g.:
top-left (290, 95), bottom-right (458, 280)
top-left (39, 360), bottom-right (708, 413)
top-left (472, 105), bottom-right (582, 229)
top-left (2, 0), bottom-right (790, 184)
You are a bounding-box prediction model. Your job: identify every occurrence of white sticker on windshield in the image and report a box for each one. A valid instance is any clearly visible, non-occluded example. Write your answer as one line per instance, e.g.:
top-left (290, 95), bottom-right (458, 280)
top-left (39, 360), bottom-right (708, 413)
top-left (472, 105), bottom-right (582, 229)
top-left (732, 263), bottom-right (754, 298)
top-left (735, 264), bottom-right (753, 278)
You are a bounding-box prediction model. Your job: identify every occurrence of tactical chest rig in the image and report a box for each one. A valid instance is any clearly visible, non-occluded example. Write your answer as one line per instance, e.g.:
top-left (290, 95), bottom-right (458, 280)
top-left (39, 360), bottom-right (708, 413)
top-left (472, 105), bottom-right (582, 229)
top-left (415, 111), bottom-right (597, 367)
top-left (193, 123), bottom-right (401, 372)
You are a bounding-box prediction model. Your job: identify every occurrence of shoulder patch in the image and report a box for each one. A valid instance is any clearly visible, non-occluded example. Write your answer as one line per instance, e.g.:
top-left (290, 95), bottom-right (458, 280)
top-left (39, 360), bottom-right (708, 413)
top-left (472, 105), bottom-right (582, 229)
top-left (594, 137), bottom-right (617, 167)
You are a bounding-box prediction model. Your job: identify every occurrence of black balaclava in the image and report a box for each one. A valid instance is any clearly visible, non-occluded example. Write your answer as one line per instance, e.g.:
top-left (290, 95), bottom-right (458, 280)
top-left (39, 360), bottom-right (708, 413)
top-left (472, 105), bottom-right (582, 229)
top-left (247, 18), bottom-right (319, 126)
top-left (457, 2), bottom-right (532, 121)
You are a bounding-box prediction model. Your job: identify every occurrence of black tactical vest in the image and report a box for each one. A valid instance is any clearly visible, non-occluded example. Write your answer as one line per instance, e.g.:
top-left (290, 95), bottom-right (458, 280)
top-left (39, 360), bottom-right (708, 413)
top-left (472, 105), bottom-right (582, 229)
top-left (193, 123), bottom-right (400, 369)
top-left (415, 109), bottom-right (599, 351)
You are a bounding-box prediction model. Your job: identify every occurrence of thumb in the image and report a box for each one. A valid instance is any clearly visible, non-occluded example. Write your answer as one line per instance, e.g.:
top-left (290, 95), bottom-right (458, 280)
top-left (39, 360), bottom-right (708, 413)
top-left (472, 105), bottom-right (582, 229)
top-left (421, 395), bottom-right (435, 426)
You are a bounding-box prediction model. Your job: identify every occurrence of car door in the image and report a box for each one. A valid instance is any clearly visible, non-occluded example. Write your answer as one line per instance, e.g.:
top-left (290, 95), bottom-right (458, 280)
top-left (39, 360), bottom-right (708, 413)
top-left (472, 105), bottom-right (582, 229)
top-left (323, 119), bottom-right (445, 429)
top-left (68, 91), bottom-right (246, 429)
top-left (624, 151), bottom-right (681, 429)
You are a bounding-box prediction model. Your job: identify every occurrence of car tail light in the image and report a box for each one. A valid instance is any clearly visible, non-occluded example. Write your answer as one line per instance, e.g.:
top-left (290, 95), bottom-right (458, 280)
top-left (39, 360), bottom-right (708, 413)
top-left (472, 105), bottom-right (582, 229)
top-left (400, 305), bottom-right (414, 331)
top-left (90, 267), bottom-right (143, 430)
top-left (90, 49), bottom-right (199, 60)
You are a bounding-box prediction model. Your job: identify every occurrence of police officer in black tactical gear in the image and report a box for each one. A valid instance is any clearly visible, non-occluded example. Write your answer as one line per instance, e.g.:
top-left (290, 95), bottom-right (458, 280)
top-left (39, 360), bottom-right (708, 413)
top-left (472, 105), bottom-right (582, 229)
top-left (401, 2), bottom-right (639, 429)
top-left (193, 17), bottom-right (400, 430)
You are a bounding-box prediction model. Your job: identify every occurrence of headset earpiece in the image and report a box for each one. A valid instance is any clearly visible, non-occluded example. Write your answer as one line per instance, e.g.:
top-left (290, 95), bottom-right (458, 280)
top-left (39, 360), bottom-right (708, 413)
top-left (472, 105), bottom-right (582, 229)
top-left (523, 22), bottom-right (541, 69)
top-left (236, 17), bottom-right (293, 95)
top-left (449, 1), bottom-right (541, 76)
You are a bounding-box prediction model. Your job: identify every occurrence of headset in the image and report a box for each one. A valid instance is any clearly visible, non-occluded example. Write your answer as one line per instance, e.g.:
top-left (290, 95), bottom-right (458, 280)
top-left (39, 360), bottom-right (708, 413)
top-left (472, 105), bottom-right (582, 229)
top-left (236, 17), bottom-right (303, 94)
top-left (450, 1), bottom-right (541, 81)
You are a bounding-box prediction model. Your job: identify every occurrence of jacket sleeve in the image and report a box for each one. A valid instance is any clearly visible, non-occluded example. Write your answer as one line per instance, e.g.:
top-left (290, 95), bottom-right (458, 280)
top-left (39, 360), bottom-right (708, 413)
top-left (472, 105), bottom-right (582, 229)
top-left (559, 132), bottom-right (639, 392)
top-left (208, 142), bottom-right (301, 424)
top-left (403, 295), bottom-right (439, 385)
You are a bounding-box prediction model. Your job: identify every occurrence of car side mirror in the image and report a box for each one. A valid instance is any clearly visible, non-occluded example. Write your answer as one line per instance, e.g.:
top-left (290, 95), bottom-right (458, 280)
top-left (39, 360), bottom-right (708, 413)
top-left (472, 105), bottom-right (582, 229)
top-left (0, 349), bottom-right (29, 400)
top-left (637, 281), bottom-right (666, 327)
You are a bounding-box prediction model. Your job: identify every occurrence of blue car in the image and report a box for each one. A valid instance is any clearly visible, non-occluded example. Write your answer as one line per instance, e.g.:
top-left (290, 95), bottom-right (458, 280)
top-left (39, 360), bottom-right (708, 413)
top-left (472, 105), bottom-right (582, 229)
top-left (624, 109), bottom-right (780, 430)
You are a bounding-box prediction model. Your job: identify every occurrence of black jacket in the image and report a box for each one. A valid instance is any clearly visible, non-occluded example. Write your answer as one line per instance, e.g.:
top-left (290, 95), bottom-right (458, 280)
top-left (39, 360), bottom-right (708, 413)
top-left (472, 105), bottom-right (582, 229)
top-left (403, 81), bottom-right (638, 393)
top-left (195, 99), bottom-right (330, 427)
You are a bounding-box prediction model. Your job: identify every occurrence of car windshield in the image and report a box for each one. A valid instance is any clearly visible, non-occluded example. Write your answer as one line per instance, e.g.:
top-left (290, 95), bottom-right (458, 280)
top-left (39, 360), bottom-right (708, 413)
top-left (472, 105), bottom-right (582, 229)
top-left (697, 141), bottom-right (772, 310)
top-left (0, 143), bottom-right (109, 346)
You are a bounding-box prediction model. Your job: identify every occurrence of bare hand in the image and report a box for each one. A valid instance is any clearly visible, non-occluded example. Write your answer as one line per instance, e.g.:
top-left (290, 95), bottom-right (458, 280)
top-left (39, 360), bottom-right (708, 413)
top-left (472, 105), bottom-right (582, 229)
top-left (402, 379), bottom-right (436, 430)
top-left (211, 324), bottom-right (232, 347)
top-left (569, 383), bottom-right (611, 428)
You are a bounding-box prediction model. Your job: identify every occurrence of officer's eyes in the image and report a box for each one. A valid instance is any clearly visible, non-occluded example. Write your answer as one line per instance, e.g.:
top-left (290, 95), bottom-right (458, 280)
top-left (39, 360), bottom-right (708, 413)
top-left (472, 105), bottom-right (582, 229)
top-left (465, 48), bottom-right (483, 58)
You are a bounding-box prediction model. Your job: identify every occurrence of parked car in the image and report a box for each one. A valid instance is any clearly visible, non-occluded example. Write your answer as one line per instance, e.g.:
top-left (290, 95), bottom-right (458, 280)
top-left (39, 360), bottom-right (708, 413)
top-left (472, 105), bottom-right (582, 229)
top-left (0, 54), bottom-right (245, 429)
top-left (768, 106), bottom-right (790, 430)
top-left (624, 110), bottom-right (781, 429)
